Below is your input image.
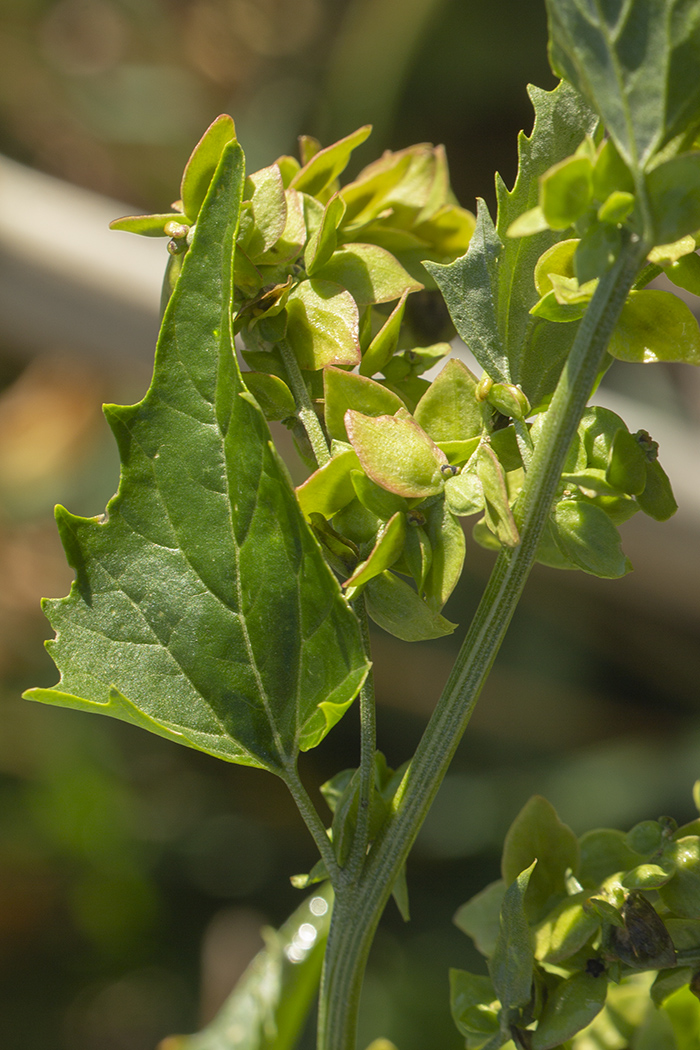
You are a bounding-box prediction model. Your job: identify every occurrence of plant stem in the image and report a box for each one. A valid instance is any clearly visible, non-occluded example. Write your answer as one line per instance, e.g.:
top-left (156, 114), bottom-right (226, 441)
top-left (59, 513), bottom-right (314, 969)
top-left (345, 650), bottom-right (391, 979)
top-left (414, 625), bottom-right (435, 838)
top-left (345, 596), bottom-right (377, 882)
top-left (513, 417), bottom-right (534, 469)
top-left (283, 764), bottom-right (340, 883)
top-left (316, 232), bottom-right (647, 1050)
top-left (278, 338), bottom-right (331, 466)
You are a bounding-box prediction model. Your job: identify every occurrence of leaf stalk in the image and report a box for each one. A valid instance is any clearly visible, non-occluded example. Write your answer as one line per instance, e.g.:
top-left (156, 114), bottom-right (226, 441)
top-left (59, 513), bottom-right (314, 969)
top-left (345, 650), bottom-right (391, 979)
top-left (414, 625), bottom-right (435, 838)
top-left (278, 337), bottom-right (331, 466)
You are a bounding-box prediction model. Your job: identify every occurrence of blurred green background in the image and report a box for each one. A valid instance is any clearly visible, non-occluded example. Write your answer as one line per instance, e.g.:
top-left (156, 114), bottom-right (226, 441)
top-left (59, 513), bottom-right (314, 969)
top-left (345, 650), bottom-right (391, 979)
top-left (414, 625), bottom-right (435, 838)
top-left (0, 1), bottom-right (699, 1048)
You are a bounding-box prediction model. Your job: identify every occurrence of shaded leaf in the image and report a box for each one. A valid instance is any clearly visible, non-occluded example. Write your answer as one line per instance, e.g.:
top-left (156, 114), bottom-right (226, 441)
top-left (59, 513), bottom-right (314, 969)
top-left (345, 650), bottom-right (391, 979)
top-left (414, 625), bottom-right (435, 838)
top-left (610, 891), bottom-right (677, 969)
top-left (489, 862), bottom-right (536, 1017)
top-left (285, 279), bottom-right (360, 370)
top-left (638, 458), bottom-right (678, 521)
top-left (26, 144), bottom-right (368, 773)
top-left (162, 884), bottom-right (332, 1050)
top-left (454, 879), bottom-right (507, 958)
top-left (243, 372), bottom-right (296, 422)
top-left (313, 243), bottom-right (423, 305)
top-left (502, 796), bottom-right (579, 922)
top-left (324, 367), bottom-right (404, 443)
top-left (365, 571), bottom-right (456, 641)
top-left (450, 970), bottom-right (501, 1042)
top-left (531, 971), bottom-right (607, 1050)
top-left (351, 471), bottom-right (408, 521)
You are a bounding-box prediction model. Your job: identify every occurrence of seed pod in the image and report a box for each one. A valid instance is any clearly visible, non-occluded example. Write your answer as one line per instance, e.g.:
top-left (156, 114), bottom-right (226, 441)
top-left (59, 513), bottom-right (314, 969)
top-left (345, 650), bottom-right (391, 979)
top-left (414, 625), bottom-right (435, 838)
top-left (608, 891), bottom-right (676, 969)
top-left (486, 383), bottom-right (531, 421)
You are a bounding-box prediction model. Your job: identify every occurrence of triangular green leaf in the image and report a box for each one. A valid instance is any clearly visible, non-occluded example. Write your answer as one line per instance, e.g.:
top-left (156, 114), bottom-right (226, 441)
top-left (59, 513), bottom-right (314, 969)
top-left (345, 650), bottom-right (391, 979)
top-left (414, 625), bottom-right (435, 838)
top-left (428, 82), bottom-right (597, 410)
top-left (546, 0), bottom-right (700, 172)
top-left (26, 142), bottom-right (369, 774)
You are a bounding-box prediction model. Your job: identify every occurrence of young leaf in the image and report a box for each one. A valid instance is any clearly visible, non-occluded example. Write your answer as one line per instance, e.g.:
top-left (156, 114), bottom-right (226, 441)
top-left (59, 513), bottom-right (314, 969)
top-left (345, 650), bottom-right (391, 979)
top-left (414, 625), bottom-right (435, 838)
top-left (540, 154), bottom-right (593, 229)
top-left (324, 367), bottom-right (405, 443)
top-left (25, 143), bottom-right (369, 773)
top-left (295, 448), bottom-right (361, 520)
top-left (305, 192), bottom-right (347, 275)
top-left (444, 470), bottom-right (484, 518)
top-left (290, 125), bottom-right (372, 198)
top-left (502, 796), bottom-right (579, 922)
top-left (239, 164), bottom-right (288, 260)
top-left (422, 498), bottom-right (466, 611)
top-left (164, 884), bottom-right (332, 1050)
top-left (608, 289), bottom-right (700, 364)
top-left (359, 291), bottom-right (409, 377)
top-left (312, 243), bottom-right (423, 305)
top-left (546, 0), bottom-right (700, 171)
top-left (285, 279), bottom-right (361, 370)
top-left (533, 893), bottom-right (600, 964)
top-left (180, 114), bottom-right (237, 224)
top-left (477, 444), bottom-right (520, 548)
top-left (109, 212), bottom-right (186, 237)
top-left (344, 512), bottom-right (407, 594)
top-left (414, 358), bottom-right (483, 443)
top-left (345, 410), bottom-right (448, 498)
top-left (551, 498), bottom-right (632, 578)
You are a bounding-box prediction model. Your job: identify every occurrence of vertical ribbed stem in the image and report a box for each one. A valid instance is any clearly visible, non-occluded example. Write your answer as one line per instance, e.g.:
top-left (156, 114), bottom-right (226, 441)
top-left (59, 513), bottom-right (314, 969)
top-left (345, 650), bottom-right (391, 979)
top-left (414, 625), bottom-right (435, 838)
top-left (316, 233), bottom-right (647, 1050)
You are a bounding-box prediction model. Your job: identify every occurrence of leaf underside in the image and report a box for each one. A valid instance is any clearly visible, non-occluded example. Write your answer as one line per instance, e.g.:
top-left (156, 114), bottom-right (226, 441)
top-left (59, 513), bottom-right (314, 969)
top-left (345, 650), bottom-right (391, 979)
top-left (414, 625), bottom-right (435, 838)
top-left (25, 142), bottom-right (368, 774)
